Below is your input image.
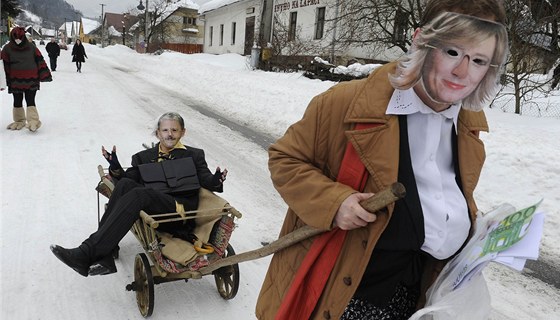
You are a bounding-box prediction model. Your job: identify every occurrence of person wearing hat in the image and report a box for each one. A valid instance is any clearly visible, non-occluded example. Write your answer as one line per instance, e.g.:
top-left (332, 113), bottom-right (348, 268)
top-left (1, 26), bottom-right (52, 132)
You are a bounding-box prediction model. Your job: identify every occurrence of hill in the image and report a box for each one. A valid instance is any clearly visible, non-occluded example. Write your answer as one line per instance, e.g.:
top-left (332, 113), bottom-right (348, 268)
top-left (17, 0), bottom-right (82, 29)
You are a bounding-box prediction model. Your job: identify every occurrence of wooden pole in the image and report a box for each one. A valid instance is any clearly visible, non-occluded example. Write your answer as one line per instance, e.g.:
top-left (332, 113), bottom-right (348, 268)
top-left (197, 182), bottom-right (406, 275)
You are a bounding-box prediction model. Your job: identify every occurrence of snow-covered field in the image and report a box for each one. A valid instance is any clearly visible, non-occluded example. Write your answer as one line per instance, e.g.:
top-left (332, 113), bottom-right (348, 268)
top-left (0, 43), bottom-right (558, 319)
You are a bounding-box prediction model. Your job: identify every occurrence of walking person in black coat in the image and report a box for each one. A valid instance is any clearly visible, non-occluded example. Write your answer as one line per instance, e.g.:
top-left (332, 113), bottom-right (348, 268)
top-left (71, 39), bottom-right (87, 72)
top-left (45, 38), bottom-right (60, 71)
top-left (50, 112), bottom-right (228, 277)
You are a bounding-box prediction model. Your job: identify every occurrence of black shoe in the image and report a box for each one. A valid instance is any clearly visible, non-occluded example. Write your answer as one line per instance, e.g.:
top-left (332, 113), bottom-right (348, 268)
top-left (50, 245), bottom-right (90, 277)
top-left (88, 255), bottom-right (117, 276)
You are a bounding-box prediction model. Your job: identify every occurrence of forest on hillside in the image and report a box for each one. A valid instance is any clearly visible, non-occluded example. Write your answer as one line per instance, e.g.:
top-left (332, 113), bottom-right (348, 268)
top-left (16, 0), bottom-right (82, 28)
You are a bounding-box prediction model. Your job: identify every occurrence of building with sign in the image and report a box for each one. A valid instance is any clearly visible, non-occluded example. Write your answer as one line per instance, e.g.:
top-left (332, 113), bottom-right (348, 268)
top-left (199, 0), bottom-right (404, 67)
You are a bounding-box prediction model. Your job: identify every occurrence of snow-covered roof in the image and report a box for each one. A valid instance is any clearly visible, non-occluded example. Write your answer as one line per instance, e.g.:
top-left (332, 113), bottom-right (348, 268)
top-left (41, 28), bottom-right (56, 37)
top-left (107, 25), bottom-right (122, 37)
top-left (57, 21), bottom-right (81, 37)
top-left (183, 28), bottom-right (199, 33)
top-left (200, 0), bottom-right (244, 14)
top-left (81, 17), bottom-right (100, 34)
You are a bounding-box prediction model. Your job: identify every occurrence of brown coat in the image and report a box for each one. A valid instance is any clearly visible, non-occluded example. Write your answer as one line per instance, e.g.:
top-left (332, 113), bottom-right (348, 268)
top-left (255, 62), bottom-right (489, 320)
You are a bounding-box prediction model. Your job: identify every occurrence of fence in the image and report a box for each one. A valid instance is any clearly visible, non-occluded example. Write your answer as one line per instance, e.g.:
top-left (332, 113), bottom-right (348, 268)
top-left (135, 43), bottom-right (203, 54)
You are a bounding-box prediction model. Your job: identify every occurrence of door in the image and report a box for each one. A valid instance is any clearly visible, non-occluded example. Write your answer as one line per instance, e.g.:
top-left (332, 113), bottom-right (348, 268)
top-left (244, 16), bottom-right (255, 56)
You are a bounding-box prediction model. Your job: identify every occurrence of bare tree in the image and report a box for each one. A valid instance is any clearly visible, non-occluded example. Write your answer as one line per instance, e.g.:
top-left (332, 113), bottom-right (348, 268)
top-left (326, 0), bottom-right (424, 56)
top-left (131, 0), bottom-right (178, 49)
top-left (326, 0), bottom-right (560, 114)
top-left (496, 0), bottom-right (560, 114)
top-left (270, 13), bottom-right (329, 71)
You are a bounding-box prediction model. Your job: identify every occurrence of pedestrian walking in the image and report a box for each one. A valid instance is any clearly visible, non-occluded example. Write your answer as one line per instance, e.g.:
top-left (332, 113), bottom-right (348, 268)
top-left (1, 27), bottom-right (52, 132)
top-left (71, 39), bottom-right (87, 73)
top-left (45, 38), bottom-right (61, 71)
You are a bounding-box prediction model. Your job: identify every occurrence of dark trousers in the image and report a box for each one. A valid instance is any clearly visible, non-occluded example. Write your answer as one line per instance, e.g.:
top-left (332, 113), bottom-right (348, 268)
top-left (76, 61), bottom-right (82, 71)
top-left (81, 178), bottom-right (176, 261)
top-left (49, 57), bottom-right (57, 71)
top-left (13, 90), bottom-right (37, 107)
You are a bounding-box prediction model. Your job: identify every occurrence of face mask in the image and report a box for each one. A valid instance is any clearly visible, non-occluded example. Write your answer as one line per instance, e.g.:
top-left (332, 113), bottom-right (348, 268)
top-left (15, 39), bottom-right (22, 44)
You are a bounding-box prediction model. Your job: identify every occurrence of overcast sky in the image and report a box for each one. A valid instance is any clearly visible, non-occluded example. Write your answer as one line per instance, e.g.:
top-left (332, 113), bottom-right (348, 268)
top-left (65, 0), bottom-right (207, 18)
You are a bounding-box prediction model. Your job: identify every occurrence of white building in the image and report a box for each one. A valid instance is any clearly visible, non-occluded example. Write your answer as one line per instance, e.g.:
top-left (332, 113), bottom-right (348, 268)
top-left (200, 0), bottom-right (271, 56)
top-left (199, 0), bottom-right (403, 65)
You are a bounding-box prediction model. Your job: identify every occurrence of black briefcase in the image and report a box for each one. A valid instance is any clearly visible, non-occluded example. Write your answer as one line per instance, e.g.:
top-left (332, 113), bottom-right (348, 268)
top-left (138, 157), bottom-right (200, 195)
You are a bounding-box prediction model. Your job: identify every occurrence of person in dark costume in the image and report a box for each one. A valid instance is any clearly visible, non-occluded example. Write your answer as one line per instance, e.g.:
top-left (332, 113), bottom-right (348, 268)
top-left (45, 38), bottom-right (61, 71)
top-left (51, 112), bottom-right (228, 277)
top-left (71, 39), bottom-right (87, 73)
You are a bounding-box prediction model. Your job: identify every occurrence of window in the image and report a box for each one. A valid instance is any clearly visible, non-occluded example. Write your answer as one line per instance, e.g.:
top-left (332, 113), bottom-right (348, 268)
top-left (288, 12), bottom-right (297, 41)
top-left (220, 24), bottom-right (224, 46)
top-left (315, 7), bottom-right (326, 40)
top-left (183, 16), bottom-right (197, 25)
top-left (231, 22), bottom-right (237, 45)
top-left (393, 9), bottom-right (408, 45)
top-left (210, 26), bottom-right (213, 46)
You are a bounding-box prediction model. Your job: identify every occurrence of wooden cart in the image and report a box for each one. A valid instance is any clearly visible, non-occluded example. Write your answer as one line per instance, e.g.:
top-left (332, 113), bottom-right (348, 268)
top-left (96, 166), bottom-right (242, 317)
top-left (96, 165), bottom-right (405, 317)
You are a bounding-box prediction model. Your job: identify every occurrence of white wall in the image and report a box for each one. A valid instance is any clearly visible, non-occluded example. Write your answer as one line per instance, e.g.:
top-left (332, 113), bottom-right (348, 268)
top-left (272, 0), bottom-right (331, 56)
top-left (272, 0), bottom-right (402, 62)
top-left (202, 0), bottom-right (262, 55)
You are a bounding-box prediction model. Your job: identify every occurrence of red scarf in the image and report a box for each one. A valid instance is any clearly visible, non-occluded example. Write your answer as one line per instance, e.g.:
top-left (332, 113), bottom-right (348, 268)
top-left (275, 123), bottom-right (375, 320)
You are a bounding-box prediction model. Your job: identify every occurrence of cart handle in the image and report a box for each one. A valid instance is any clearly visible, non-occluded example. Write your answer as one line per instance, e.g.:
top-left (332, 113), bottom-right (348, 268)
top-left (197, 182), bottom-right (406, 275)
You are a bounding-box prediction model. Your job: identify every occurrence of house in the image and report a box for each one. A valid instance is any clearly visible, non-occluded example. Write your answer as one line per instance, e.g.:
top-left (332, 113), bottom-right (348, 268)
top-left (40, 28), bottom-right (57, 40)
top-left (58, 21), bottom-right (80, 44)
top-left (200, 0), bottom-right (271, 56)
top-left (79, 17), bottom-right (101, 44)
top-left (131, 0), bottom-right (202, 54)
top-left (100, 12), bottom-right (139, 46)
top-left (200, 0), bottom-right (406, 69)
top-left (24, 25), bottom-right (41, 40)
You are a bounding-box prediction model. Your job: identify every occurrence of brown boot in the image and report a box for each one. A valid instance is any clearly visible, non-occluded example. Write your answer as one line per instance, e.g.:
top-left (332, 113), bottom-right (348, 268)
top-left (26, 106), bottom-right (42, 132)
top-left (7, 107), bottom-right (27, 130)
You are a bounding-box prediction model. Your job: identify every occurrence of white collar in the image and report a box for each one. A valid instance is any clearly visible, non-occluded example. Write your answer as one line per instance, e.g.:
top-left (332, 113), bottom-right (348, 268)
top-left (386, 88), bottom-right (460, 131)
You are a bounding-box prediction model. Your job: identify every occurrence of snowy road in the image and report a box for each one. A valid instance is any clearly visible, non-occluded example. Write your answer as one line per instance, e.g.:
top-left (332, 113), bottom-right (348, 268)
top-left (1, 44), bottom-right (559, 319)
top-left (1, 45), bottom-right (285, 319)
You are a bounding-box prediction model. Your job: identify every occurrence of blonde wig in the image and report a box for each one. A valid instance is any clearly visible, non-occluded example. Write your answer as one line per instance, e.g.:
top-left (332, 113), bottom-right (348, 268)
top-left (389, 12), bottom-right (508, 111)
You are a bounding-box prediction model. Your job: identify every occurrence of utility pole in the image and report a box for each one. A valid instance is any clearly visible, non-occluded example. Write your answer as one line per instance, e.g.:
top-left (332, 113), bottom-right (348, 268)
top-left (137, 0), bottom-right (149, 53)
top-left (100, 3), bottom-right (106, 47)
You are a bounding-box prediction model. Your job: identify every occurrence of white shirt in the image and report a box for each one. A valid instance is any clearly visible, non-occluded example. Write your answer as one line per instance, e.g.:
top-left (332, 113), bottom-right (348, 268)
top-left (386, 88), bottom-right (470, 259)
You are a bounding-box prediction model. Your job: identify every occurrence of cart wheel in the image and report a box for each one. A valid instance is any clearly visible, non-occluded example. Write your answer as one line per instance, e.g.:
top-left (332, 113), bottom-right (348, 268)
top-left (213, 244), bottom-right (239, 300)
top-left (134, 253), bottom-right (154, 317)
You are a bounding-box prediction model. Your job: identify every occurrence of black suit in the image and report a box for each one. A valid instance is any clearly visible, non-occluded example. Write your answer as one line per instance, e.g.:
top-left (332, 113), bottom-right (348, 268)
top-left (45, 42), bottom-right (60, 71)
top-left (81, 144), bottom-right (222, 262)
